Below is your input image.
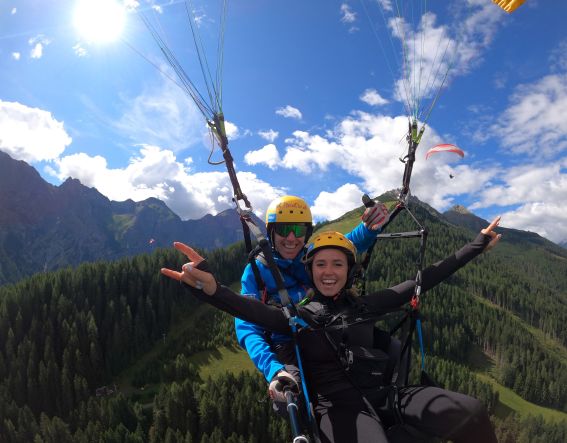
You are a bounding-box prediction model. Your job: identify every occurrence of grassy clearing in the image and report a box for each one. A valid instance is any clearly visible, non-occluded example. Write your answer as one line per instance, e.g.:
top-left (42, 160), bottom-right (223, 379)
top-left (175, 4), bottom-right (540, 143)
top-left (313, 199), bottom-right (398, 236)
top-left (466, 299), bottom-right (567, 423)
top-left (117, 280), bottom-right (249, 401)
top-left (118, 282), bottom-right (243, 390)
top-left (314, 213), bottom-right (360, 235)
top-left (467, 343), bottom-right (495, 371)
top-left (116, 303), bottom-right (214, 398)
top-left (475, 372), bottom-right (567, 423)
top-left (181, 283), bottom-right (257, 380)
top-left (188, 345), bottom-right (257, 380)
top-left (473, 294), bottom-right (567, 367)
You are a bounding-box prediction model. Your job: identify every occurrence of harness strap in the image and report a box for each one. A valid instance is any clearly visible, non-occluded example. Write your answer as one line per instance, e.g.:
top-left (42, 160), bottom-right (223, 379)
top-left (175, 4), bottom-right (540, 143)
top-left (320, 314), bottom-right (386, 436)
top-left (211, 88), bottom-right (318, 443)
top-left (359, 119), bottom-right (425, 289)
top-left (339, 315), bottom-right (352, 369)
top-left (390, 385), bottom-right (404, 425)
top-left (240, 214), bottom-right (296, 313)
top-left (323, 308), bottom-right (404, 332)
top-left (416, 317), bottom-right (426, 372)
top-left (403, 313), bottom-right (421, 387)
top-left (213, 114), bottom-right (250, 209)
top-left (289, 316), bottom-right (317, 429)
top-left (211, 114), bottom-right (296, 308)
top-left (359, 200), bottom-right (405, 293)
top-left (247, 245), bottom-right (266, 293)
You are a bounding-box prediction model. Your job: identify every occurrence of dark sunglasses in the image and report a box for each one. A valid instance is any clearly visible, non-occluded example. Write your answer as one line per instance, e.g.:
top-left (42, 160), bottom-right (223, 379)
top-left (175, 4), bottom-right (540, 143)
top-left (273, 223), bottom-right (309, 238)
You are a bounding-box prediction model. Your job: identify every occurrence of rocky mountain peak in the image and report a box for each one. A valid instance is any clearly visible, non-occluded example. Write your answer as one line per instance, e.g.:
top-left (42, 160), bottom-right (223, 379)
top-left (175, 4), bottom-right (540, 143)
top-left (449, 204), bottom-right (471, 215)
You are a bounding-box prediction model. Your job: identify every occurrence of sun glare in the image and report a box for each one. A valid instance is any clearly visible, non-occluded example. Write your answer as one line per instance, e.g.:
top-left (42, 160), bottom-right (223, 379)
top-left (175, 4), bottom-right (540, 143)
top-left (73, 0), bottom-right (126, 44)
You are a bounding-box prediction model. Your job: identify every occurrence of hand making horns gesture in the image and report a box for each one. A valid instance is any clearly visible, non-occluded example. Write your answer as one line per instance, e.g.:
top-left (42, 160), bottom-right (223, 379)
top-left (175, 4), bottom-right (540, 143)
top-left (160, 242), bottom-right (217, 296)
top-left (161, 216), bottom-right (502, 291)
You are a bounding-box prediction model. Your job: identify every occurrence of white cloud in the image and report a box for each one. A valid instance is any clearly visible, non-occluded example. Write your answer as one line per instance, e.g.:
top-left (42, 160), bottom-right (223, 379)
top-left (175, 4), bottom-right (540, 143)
top-left (114, 70), bottom-right (204, 152)
top-left (499, 202), bottom-right (567, 245)
top-left (271, 108), bottom-right (567, 242)
top-left (281, 131), bottom-right (343, 174)
top-left (492, 71), bottom-right (508, 90)
top-left (311, 183), bottom-right (364, 222)
top-left (389, 13), bottom-right (458, 107)
top-left (230, 171), bottom-right (285, 219)
top-left (124, 0), bottom-right (139, 11)
top-left (340, 4), bottom-right (356, 23)
top-left (30, 43), bottom-right (43, 59)
top-left (192, 11), bottom-right (207, 27)
top-left (275, 111), bottom-right (499, 213)
top-left (376, 0), bottom-right (393, 12)
top-left (360, 89), bottom-right (389, 106)
top-left (73, 43), bottom-right (87, 57)
top-left (0, 100), bottom-right (72, 162)
top-left (112, 65), bottom-right (244, 151)
top-left (490, 74), bottom-right (567, 157)
top-left (258, 129), bottom-right (279, 142)
top-left (11, 52), bottom-right (20, 61)
top-left (276, 105), bottom-right (302, 120)
top-left (549, 39), bottom-right (567, 73)
top-left (224, 120), bottom-right (240, 140)
top-left (380, 1), bottom-right (504, 110)
top-left (48, 145), bottom-right (286, 220)
top-left (11, 7), bottom-right (17, 14)
top-left (469, 160), bottom-right (567, 244)
top-left (471, 162), bottom-right (567, 208)
top-left (244, 144), bottom-right (281, 170)
top-left (28, 35), bottom-right (51, 59)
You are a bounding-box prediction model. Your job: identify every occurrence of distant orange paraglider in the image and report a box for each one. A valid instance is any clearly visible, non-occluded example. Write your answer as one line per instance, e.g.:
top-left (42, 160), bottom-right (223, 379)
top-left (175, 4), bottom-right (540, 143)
top-left (425, 144), bottom-right (465, 160)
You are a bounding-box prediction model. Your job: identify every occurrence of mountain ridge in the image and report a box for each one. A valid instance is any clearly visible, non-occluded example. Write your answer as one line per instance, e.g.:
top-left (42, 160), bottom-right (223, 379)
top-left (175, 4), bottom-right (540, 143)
top-left (1, 186), bottom-right (566, 441)
top-left (1, 151), bottom-right (563, 286)
top-left (0, 157), bottom-right (566, 441)
top-left (0, 151), bottom-right (264, 285)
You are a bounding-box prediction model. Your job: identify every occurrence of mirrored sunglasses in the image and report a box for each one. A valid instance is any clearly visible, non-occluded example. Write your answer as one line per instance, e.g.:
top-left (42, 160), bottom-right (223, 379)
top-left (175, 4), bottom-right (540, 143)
top-left (273, 223), bottom-right (309, 238)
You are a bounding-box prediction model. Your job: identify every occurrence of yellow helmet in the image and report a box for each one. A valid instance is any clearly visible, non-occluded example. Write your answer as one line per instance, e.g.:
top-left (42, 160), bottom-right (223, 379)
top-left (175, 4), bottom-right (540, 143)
top-left (303, 231), bottom-right (357, 264)
top-left (265, 195), bottom-right (312, 225)
top-left (303, 231), bottom-right (359, 289)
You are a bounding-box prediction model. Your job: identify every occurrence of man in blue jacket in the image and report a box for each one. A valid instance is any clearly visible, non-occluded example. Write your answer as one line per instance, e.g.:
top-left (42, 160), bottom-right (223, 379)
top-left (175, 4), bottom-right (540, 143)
top-left (234, 195), bottom-right (389, 403)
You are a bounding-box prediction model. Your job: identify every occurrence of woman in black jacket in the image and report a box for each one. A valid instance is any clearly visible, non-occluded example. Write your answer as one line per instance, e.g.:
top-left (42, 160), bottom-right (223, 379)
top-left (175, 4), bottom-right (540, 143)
top-left (161, 217), bottom-right (501, 443)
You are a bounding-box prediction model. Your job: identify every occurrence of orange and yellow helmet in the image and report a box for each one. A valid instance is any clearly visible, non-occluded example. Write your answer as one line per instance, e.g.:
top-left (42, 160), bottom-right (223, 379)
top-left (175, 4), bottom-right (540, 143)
top-left (303, 231), bottom-right (359, 290)
top-left (303, 231), bottom-right (357, 264)
top-left (265, 195), bottom-right (312, 225)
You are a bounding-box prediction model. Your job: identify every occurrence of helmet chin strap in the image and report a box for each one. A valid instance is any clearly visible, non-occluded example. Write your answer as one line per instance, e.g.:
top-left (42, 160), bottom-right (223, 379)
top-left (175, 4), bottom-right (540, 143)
top-left (268, 227), bottom-right (277, 252)
top-left (332, 289), bottom-right (346, 301)
top-left (346, 263), bottom-right (361, 289)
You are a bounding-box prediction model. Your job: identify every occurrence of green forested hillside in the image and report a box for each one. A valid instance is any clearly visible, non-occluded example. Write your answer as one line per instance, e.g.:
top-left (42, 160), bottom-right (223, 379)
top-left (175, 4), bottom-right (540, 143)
top-left (1, 199), bottom-right (566, 442)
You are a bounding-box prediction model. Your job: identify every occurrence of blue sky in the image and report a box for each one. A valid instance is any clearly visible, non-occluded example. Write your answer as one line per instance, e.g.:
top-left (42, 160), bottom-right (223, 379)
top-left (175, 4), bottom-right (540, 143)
top-left (1, 0), bottom-right (567, 244)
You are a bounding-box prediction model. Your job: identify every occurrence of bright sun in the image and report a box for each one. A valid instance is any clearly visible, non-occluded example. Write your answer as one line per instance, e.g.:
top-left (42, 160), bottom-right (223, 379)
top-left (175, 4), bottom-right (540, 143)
top-left (73, 0), bottom-right (126, 44)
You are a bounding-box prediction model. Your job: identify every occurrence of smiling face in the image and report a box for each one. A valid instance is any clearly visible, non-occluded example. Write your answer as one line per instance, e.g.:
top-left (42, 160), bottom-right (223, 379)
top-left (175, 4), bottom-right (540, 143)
top-left (273, 231), bottom-right (306, 260)
top-left (311, 248), bottom-right (349, 297)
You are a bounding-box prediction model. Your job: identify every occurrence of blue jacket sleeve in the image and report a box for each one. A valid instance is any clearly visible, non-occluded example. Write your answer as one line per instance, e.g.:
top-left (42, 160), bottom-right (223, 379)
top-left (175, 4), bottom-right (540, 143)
top-left (234, 263), bottom-right (284, 382)
top-left (346, 222), bottom-right (382, 253)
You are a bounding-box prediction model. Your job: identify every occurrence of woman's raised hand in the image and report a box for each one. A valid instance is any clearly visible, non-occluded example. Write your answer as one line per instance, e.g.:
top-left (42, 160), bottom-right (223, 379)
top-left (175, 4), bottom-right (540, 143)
top-left (481, 216), bottom-right (502, 252)
top-left (160, 242), bottom-right (217, 295)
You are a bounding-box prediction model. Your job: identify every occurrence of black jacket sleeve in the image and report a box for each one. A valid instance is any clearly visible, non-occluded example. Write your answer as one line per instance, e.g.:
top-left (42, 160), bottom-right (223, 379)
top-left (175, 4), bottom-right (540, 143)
top-left (188, 283), bottom-right (293, 335)
top-left (363, 232), bottom-right (491, 311)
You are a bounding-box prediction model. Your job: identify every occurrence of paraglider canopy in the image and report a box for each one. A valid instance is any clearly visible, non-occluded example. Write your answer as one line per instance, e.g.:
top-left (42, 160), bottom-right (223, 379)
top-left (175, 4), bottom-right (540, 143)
top-left (425, 144), bottom-right (465, 160)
